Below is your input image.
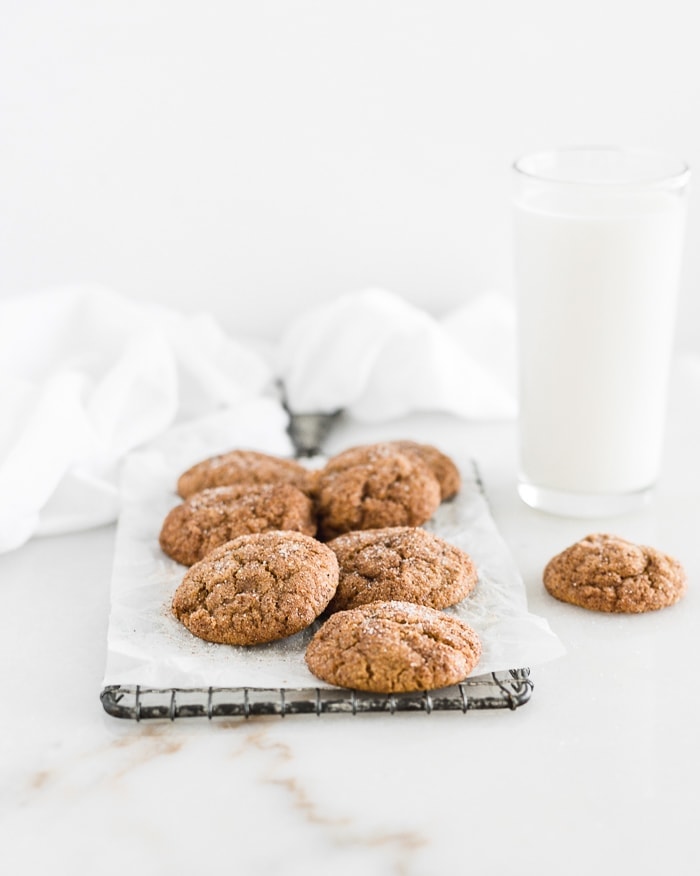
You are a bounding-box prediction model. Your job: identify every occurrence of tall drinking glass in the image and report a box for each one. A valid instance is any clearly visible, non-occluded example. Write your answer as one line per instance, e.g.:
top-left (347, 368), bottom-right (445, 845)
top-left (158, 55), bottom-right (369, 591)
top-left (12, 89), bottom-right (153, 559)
top-left (513, 147), bottom-right (690, 517)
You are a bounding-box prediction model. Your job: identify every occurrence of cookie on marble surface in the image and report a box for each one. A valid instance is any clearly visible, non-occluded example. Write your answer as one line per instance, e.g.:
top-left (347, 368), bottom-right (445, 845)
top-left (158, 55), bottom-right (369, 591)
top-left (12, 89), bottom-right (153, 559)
top-left (305, 600), bottom-right (482, 693)
top-left (159, 483), bottom-right (317, 566)
top-left (315, 443), bottom-right (441, 540)
top-left (543, 533), bottom-right (687, 613)
top-left (177, 449), bottom-right (314, 499)
top-left (325, 526), bottom-right (477, 613)
top-left (172, 531), bottom-right (339, 645)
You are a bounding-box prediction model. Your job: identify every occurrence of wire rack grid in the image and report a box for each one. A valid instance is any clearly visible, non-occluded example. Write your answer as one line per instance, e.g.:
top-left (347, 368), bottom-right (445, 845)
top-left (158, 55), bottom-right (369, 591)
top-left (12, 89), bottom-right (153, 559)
top-left (101, 669), bottom-right (533, 721)
top-left (100, 410), bottom-right (534, 721)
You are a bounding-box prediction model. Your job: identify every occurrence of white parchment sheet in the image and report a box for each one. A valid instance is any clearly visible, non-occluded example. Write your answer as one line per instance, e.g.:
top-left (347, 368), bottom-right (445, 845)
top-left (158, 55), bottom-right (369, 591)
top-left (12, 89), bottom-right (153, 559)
top-left (102, 422), bottom-right (565, 689)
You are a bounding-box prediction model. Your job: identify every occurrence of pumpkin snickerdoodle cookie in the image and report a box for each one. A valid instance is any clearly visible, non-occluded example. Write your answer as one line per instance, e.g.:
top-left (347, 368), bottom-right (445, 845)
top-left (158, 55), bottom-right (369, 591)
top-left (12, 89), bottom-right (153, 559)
top-left (159, 483), bottom-right (316, 566)
top-left (543, 533), bottom-right (686, 613)
top-left (382, 440), bottom-right (461, 500)
top-left (176, 449), bottom-right (314, 499)
top-left (338, 440), bottom-right (461, 501)
top-left (325, 526), bottom-right (477, 613)
top-left (314, 443), bottom-right (442, 540)
top-left (305, 600), bottom-right (482, 693)
top-left (172, 531), bottom-right (339, 645)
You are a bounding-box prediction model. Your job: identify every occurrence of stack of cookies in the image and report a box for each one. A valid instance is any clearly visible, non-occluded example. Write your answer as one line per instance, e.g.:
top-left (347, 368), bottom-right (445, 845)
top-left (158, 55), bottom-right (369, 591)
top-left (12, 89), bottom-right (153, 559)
top-left (160, 441), bottom-right (483, 693)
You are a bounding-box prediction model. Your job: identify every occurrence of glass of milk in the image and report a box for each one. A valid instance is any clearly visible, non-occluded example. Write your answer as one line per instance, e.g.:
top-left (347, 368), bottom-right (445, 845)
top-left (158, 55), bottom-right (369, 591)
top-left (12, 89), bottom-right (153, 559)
top-left (513, 147), bottom-right (690, 516)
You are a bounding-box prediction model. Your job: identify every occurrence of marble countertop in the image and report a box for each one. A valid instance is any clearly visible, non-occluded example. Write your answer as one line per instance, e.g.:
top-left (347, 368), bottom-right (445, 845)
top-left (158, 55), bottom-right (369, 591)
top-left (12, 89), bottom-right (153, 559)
top-left (2, 356), bottom-right (699, 876)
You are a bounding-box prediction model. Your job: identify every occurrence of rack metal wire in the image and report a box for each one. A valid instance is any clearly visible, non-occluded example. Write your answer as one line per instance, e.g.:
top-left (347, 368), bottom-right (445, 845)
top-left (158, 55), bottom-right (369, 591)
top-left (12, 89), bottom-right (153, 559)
top-left (101, 668), bottom-right (533, 720)
top-left (100, 411), bottom-right (534, 721)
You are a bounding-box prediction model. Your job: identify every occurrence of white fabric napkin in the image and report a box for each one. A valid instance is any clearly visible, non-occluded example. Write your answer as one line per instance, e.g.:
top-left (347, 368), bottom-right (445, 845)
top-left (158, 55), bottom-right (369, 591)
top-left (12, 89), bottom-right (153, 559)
top-left (1, 285), bottom-right (519, 554)
top-left (0, 287), bottom-right (276, 553)
top-left (276, 288), bottom-right (517, 421)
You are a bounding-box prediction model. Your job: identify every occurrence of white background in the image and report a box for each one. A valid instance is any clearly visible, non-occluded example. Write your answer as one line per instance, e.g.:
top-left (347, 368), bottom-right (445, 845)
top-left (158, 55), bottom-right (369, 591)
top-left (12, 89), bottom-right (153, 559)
top-left (1, 0), bottom-right (698, 348)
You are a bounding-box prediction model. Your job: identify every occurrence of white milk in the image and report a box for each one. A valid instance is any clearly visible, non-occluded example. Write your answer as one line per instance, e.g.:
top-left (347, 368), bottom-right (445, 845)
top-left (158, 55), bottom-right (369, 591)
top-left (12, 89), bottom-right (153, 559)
top-left (514, 188), bottom-right (686, 497)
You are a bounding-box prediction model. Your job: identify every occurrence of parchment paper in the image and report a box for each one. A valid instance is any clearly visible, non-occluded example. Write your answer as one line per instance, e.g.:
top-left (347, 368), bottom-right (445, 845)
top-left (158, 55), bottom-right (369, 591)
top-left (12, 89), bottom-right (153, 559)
top-left (102, 424), bottom-right (564, 689)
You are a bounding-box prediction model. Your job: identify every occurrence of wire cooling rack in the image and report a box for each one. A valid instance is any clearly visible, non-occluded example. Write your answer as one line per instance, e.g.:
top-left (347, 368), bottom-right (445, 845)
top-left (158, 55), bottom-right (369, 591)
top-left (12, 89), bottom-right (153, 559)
top-left (100, 410), bottom-right (534, 721)
top-left (101, 669), bottom-right (532, 720)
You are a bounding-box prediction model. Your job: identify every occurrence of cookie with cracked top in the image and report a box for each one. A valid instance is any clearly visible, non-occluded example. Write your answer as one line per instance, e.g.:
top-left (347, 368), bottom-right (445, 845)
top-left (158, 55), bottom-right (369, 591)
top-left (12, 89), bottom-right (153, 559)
top-left (305, 600), bottom-right (482, 693)
top-left (315, 443), bottom-right (441, 540)
top-left (543, 533), bottom-right (686, 613)
top-left (159, 483), bottom-right (316, 566)
top-left (380, 441), bottom-right (461, 500)
top-left (325, 526), bottom-right (477, 613)
top-left (176, 449), bottom-right (314, 499)
top-left (172, 531), bottom-right (339, 645)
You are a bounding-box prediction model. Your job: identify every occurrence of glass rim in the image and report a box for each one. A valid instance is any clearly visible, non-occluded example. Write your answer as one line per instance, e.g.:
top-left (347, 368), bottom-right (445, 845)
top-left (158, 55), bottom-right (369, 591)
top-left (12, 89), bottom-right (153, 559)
top-left (513, 146), bottom-right (690, 189)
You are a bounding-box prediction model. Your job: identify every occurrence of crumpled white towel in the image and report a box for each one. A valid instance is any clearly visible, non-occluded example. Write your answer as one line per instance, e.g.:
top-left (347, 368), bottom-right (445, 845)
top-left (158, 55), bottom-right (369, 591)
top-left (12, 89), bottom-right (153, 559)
top-left (0, 287), bottom-right (274, 553)
top-left (276, 288), bottom-right (517, 421)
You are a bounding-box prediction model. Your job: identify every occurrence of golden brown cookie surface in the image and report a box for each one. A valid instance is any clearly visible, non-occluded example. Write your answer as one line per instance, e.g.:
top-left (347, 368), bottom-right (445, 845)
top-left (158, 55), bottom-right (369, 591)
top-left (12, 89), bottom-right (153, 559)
top-left (305, 600), bottom-right (482, 693)
top-left (384, 441), bottom-right (461, 500)
top-left (177, 449), bottom-right (314, 499)
top-left (543, 533), bottom-right (687, 613)
top-left (159, 483), bottom-right (316, 566)
top-left (326, 526), bottom-right (477, 612)
top-left (172, 531), bottom-right (339, 645)
top-left (315, 443), bottom-right (441, 540)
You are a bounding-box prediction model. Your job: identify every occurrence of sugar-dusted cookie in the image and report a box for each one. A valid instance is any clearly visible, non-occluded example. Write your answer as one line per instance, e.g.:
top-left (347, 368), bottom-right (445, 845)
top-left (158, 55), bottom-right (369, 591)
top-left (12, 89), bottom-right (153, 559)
top-left (543, 533), bottom-right (687, 613)
top-left (159, 483), bottom-right (317, 566)
top-left (384, 441), bottom-right (461, 500)
top-left (315, 443), bottom-right (441, 540)
top-left (305, 600), bottom-right (482, 693)
top-left (172, 531), bottom-right (339, 645)
top-left (176, 449), bottom-right (314, 499)
top-left (326, 526), bottom-right (477, 612)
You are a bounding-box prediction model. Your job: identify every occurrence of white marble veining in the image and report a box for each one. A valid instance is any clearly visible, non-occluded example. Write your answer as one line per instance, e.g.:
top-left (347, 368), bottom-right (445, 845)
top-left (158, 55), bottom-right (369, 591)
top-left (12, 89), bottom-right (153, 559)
top-left (2, 356), bottom-right (699, 876)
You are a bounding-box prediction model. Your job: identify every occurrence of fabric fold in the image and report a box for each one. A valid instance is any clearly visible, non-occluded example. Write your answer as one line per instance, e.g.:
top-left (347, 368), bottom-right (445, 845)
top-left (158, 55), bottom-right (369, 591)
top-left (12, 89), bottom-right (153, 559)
top-left (0, 286), bottom-right (274, 552)
top-left (276, 287), bottom-right (517, 421)
top-left (0, 284), bottom-right (518, 554)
